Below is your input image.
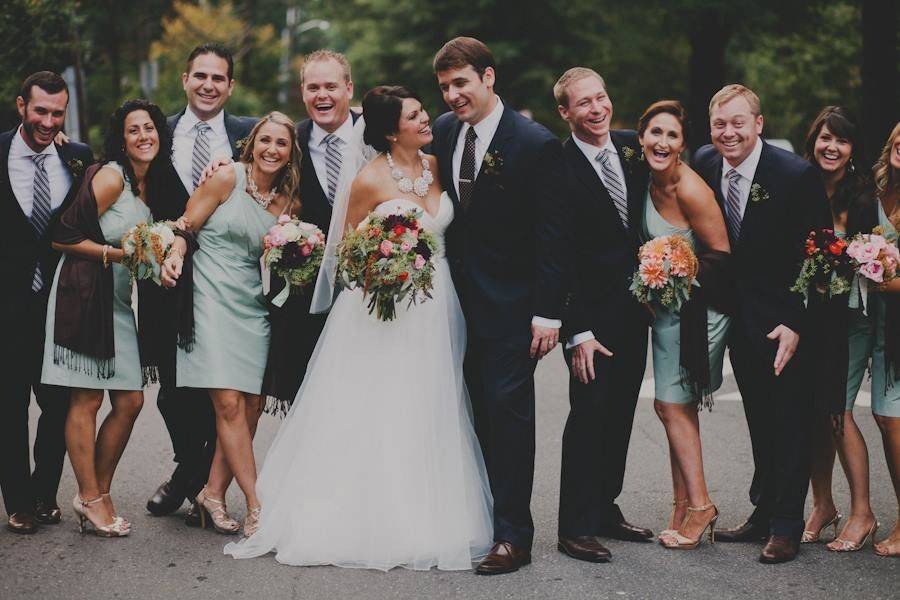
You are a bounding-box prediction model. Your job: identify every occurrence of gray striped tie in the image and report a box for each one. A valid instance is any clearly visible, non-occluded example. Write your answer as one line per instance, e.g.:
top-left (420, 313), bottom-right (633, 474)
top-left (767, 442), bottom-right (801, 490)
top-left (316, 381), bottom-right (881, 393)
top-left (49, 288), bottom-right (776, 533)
top-left (725, 169), bottom-right (743, 243)
top-left (30, 154), bottom-right (52, 291)
top-left (597, 149), bottom-right (629, 228)
top-left (322, 133), bottom-right (343, 205)
top-left (191, 121), bottom-right (212, 191)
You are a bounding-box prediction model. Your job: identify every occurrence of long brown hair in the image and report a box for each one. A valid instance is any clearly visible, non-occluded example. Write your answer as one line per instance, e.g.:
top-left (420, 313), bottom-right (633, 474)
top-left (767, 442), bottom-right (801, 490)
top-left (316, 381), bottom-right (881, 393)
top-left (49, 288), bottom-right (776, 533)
top-left (802, 106), bottom-right (867, 218)
top-left (874, 121), bottom-right (900, 198)
top-left (240, 111), bottom-right (302, 210)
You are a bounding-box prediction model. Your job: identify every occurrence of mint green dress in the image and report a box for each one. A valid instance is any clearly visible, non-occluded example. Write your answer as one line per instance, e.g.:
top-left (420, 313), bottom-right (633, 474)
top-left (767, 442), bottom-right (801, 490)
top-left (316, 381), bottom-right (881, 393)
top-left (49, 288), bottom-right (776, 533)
top-left (844, 201), bottom-right (900, 417)
top-left (641, 190), bottom-right (731, 404)
top-left (176, 163), bottom-right (277, 395)
top-left (41, 162), bottom-right (150, 391)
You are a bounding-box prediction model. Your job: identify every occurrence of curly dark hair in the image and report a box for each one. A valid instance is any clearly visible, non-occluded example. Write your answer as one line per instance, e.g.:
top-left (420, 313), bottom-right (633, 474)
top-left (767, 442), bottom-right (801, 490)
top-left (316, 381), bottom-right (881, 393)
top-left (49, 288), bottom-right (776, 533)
top-left (362, 86), bottom-right (421, 153)
top-left (102, 99), bottom-right (173, 213)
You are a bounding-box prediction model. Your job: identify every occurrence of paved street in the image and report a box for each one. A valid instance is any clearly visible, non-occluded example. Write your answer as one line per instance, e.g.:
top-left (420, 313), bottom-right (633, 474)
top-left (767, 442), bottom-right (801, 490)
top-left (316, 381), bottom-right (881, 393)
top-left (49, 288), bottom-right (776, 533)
top-left (1, 346), bottom-right (897, 600)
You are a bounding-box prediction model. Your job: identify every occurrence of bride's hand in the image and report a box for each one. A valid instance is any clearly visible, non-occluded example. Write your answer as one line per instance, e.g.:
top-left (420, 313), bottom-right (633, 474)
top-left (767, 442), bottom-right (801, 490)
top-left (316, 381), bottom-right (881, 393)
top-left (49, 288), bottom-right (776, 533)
top-left (161, 250), bottom-right (183, 288)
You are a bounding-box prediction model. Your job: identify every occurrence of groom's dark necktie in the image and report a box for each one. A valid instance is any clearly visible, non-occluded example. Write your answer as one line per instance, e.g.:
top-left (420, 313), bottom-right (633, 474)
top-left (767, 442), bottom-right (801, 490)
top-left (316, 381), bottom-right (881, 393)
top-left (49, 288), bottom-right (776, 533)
top-left (458, 127), bottom-right (477, 211)
top-left (30, 154), bottom-right (52, 292)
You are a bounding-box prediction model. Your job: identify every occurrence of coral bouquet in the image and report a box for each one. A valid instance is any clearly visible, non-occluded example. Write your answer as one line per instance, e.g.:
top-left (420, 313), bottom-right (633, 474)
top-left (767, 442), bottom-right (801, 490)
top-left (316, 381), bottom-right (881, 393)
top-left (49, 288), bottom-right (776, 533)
top-left (630, 234), bottom-right (699, 313)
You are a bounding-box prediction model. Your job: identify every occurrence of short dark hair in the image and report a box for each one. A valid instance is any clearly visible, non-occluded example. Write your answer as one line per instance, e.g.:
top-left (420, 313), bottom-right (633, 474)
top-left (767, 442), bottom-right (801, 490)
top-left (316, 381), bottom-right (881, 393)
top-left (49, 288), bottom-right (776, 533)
top-left (103, 98), bottom-right (173, 213)
top-left (186, 43), bottom-right (234, 80)
top-left (362, 86), bottom-right (421, 153)
top-left (20, 71), bottom-right (69, 105)
top-left (433, 37), bottom-right (495, 77)
top-left (638, 100), bottom-right (688, 139)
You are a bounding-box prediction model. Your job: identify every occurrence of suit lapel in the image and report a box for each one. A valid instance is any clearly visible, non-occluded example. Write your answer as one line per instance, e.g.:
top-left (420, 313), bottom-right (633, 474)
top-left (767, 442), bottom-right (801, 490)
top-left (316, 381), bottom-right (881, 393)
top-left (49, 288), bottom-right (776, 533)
top-left (223, 112), bottom-right (243, 160)
top-left (743, 141), bottom-right (774, 241)
top-left (299, 119), bottom-right (328, 204)
top-left (470, 106), bottom-right (515, 203)
top-left (442, 117), bottom-right (463, 205)
top-left (0, 130), bottom-right (30, 227)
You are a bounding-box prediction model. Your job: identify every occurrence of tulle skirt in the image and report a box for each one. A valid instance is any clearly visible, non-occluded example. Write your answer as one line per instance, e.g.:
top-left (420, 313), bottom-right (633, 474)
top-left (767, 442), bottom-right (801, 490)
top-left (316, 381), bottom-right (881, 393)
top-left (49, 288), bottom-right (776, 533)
top-left (224, 260), bottom-right (493, 570)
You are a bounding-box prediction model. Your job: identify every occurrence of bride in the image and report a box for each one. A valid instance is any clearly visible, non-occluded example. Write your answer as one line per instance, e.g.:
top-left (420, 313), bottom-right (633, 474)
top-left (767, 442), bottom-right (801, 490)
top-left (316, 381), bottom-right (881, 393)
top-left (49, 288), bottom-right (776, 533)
top-left (224, 86), bottom-right (493, 570)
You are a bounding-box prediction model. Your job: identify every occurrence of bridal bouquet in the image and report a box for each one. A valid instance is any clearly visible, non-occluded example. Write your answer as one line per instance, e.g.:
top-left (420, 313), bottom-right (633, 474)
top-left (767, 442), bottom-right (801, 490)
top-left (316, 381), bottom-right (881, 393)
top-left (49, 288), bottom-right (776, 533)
top-left (337, 208), bottom-right (438, 321)
top-left (846, 230), bottom-right (899, 285)
top-left (120, 221), bottom-right (177, 285)
top-left (630, 234), bottom-right (699, 313)
top-left (263, 215), bottom-right (326, 307)
top-left (790, 228), bottom-right (853, 302)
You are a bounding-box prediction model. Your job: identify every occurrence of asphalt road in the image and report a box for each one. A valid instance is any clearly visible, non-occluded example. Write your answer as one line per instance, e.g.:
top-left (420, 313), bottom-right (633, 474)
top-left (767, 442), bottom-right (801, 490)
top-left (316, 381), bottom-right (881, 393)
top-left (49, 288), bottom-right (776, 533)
top-left (1, 347), bottom-right (897, 600)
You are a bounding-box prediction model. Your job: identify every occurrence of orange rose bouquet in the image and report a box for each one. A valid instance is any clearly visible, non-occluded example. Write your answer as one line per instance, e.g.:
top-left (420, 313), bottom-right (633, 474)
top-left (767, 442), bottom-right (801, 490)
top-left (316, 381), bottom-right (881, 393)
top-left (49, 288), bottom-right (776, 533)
top-left (629, 234), bottom-right (700, 313)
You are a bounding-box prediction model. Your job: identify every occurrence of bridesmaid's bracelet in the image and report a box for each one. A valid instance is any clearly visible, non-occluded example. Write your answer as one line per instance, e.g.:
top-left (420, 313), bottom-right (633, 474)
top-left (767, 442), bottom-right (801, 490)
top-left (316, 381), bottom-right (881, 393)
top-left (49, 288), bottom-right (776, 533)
top-left (102, 244), bottom-right (110, 269)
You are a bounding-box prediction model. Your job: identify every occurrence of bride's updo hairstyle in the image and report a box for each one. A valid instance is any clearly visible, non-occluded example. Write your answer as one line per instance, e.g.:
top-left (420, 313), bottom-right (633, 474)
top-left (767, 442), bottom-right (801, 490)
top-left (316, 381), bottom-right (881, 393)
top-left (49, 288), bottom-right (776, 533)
top-left (637, 100), bottom-right (688, 140)
top-left (362, 85), bottom-right (421, 152)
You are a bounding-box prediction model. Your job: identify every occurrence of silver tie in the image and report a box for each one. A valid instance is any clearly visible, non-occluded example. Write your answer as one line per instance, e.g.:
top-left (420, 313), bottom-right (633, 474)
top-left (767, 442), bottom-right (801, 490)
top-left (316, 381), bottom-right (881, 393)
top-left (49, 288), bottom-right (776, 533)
top-left (322, 133), bottom-right (343, 205)
top-left (191, 121), bottom-right (212, 191)
top-left (725, 169), bottom-right (743, 243)
top-left (597, 149), bottom-right (629, 228)
top-left (31, 154), bottom-right (52, 291)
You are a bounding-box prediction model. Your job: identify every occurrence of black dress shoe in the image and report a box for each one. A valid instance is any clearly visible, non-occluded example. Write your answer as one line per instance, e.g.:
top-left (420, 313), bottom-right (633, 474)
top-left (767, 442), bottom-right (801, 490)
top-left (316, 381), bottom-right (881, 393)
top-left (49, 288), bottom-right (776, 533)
top-left (715, 518), bottom-right (769, 543)
top-left (146, 479), bottom-right (186, 516)
top-left (7, 512), bottom-right (37, 534)
top-left (475, 541), bottom-right (531, 575)
top-left (34, 499), bottom-right (62, 525)
top-left (558, 536), bottom-right (612, 562)
top-left (184, 501), bottom-right (202, 527)
top-left (597, 520), bottom-right (654, 542)
top-left (759, 534), bottom-right (799, 563)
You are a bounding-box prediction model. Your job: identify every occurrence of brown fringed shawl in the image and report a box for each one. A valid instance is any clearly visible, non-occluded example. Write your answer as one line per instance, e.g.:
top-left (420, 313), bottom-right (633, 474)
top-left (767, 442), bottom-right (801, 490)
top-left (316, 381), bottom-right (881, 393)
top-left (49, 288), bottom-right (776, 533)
top-left (678, 248), bottom-right (733, 410)
top-left (52, 163), bottom-right (116, 378)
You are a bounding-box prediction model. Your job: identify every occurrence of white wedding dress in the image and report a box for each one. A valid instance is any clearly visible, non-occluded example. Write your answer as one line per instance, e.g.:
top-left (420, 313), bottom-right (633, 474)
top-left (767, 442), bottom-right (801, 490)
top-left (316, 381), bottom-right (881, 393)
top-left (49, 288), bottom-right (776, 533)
top-left (225, 193), bottom-right (493, 571)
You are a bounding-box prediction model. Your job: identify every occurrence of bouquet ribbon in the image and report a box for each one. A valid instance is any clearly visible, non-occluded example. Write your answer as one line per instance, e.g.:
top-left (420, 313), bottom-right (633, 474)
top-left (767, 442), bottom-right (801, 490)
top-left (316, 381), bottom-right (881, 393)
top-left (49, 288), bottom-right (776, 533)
top-left (271, 275), bottom-right (292, 308)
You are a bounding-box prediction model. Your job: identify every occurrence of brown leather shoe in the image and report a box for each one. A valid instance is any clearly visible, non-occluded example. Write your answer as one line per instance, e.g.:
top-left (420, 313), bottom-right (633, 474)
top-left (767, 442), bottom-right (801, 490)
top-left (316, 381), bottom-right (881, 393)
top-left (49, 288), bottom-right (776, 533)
top-left (7, 512), bottom-right (37, 534)
top-left (475, 541), bottom-right (531, 575)
top-left (558, 536), bottom-right (612, 562)
top-left (597, 520), bottom-right (654, 542)
top-left (715, 518), bottom-right (769, 543)
top-left (759, 534), bottom-right (799, 564)
top-left (34, 499), bottom-right (62, 525)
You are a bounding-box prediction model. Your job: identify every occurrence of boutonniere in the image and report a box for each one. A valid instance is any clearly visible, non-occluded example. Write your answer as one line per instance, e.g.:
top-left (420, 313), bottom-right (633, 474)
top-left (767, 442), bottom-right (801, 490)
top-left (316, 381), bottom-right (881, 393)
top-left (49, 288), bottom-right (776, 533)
top-left (66, 157), bottom-right (85, 178)
top-left (482, 150), bottom-right (504, 178)
top-left (234, 135), bottom-right (251, 153)
top-left (620, 145), bottom-right (645, 172)
top-left (749, 182), bottom-right (770, 203)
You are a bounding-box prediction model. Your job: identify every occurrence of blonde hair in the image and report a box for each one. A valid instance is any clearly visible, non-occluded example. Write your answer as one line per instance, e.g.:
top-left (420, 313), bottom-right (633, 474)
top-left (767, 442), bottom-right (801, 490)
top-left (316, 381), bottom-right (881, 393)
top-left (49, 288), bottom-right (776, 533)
top-left (240, 111), bottom-right (303, 210)
top-left (873, 121), bottom-right (900, 198)
top-left (554, 67), bottom-right (606, 107)
top-left (708, 84), bottom-right (761, 117)
top-left (300, 50), bottom-right (351, 84)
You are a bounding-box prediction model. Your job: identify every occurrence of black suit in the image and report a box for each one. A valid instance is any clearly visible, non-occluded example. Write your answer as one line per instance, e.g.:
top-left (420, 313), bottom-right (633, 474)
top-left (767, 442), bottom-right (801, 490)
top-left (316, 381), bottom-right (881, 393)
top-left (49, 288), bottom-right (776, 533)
top-left (432, 104), bottom-right (569, 550)
top-left (154, 109), bottom-right (257, 499)
top-left (557, 132), bottom-right (649, 537)
top-left (260, 113), bottom-right (361, 404)
top-left (0, 128), bottom-right (93, 515)
top-left (693, 140), bottom-right (830, 538)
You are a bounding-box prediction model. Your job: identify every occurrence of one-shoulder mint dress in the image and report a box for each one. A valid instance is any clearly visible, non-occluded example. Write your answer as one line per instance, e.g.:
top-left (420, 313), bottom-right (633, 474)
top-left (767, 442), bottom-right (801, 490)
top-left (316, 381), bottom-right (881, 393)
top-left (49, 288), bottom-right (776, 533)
top-left (41, 162), bottom-right (150, 391)
top-left (176, 163), bottom-right (277, 395)
top-left (641, 189), bottom-right (731, 404)
top-left (843, 201), bottom-right (900, 417)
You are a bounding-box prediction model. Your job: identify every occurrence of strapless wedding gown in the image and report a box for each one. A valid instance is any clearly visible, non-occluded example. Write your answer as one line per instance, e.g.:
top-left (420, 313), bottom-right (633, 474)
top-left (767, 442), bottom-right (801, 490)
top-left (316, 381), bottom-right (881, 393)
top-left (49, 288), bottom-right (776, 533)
top-left (225, 193), bottom-right (493, 570)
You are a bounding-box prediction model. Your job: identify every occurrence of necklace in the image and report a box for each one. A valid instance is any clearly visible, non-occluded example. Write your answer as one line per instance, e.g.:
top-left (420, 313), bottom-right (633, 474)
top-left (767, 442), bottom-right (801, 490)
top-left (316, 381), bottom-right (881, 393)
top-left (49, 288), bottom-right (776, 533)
top-left (246, 163), bottom-right (276, 208)
top-left (386, 150), bottom-right (433, 198)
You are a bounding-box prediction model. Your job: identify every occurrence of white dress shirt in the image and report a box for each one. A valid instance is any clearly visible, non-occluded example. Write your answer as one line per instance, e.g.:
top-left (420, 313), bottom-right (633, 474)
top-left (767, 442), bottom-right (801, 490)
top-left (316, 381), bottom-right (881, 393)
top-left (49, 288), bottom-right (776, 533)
top-left (451, 97), bottom-right (560, 330)
top-left (172, 107), bottom-right (233, 193)
top-left (720, 137), bottom-right (763, 222)
top-left (8, 126), bottom-right (72, 217)
top-left (567, 134), bottom-right (629, 348)
top-left (307, 115), bottom-right (355, 194)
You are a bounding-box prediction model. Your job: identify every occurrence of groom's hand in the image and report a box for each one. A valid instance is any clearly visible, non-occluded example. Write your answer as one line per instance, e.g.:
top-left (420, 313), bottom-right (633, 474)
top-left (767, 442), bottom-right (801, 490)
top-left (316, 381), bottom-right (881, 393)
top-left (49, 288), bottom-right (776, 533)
top-left (571, 339), bottom-right (613, 384)
top-left (530, 324), bottom-right (559, 359)
top-left (766, 324), bottom-right (799, 376)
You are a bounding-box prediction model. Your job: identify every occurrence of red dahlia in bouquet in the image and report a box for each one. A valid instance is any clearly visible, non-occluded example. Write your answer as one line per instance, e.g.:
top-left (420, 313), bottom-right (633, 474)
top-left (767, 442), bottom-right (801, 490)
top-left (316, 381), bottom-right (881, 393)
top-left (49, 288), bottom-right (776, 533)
top-left (337, 208), bottom-right (438, 321)
top-left (790, 228), bottom-right (853, 302)
top-left (263, 215), bottom-right (326, 307)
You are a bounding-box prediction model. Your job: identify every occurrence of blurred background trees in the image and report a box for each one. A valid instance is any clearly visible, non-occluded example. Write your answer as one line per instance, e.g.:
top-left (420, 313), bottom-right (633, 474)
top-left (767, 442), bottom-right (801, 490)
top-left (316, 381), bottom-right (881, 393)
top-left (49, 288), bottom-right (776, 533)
top-left (1, 0), bottom-right (895, 162)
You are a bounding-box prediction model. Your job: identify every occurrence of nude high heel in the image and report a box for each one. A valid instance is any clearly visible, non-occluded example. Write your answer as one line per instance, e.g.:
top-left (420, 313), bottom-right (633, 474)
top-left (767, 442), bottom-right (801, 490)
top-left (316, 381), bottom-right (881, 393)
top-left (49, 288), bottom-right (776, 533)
top-left (72, 495), bottom-right (130, 537)
top-left (660, 503), bottom-right (718, 550)
top-left (195, 487), bottom-right (239, 534)
top-left (801, 512), bottom-right (842, 543)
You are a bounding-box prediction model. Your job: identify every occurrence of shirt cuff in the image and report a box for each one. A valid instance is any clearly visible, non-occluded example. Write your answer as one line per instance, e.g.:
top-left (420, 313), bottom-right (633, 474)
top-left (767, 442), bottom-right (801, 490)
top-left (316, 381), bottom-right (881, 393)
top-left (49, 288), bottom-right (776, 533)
top-left (565, 331), bottom-right (595, 350)
top-left (531, 316), bottom-right (562, 329)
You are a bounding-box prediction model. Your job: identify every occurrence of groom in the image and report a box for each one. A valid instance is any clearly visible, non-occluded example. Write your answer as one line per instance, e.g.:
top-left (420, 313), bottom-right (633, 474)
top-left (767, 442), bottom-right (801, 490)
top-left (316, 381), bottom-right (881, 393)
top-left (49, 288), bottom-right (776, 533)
top-left (431, 37), bottom-right (569, 574)
top-left (693, 84), bottom-right (829, 563)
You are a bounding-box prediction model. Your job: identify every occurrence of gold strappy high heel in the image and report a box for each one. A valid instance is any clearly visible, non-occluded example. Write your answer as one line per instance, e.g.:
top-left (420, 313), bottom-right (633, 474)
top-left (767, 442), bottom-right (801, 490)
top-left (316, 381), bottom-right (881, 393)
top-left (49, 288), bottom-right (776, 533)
top-left (243, 505), bottom-right (262, 537)
top-left (72, 495), bottom-right (130, 537)
top-left (660, 503), bottom-right (718, 550)
top-left (801, 511), bottom-right (842, 543)
top-left (658, 499), bottom-right (689, 542)
top-left (827, 520), bottom-right (879, 552)
top-left (99, 490), bottom-right (131, 529)
top-left (195, 487), bottom-right (240, 534)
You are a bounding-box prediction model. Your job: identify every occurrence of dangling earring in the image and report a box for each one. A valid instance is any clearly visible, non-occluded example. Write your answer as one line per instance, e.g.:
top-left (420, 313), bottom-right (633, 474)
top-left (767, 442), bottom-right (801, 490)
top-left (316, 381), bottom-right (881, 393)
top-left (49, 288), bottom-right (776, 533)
top-left (848, 158), bottom-right (855, 173)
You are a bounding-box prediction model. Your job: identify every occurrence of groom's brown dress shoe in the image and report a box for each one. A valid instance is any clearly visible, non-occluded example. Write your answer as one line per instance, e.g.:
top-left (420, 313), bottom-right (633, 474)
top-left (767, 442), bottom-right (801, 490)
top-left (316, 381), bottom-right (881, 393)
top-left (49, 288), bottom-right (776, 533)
top-left (34, 499), bottom-right (62, 525)
top-left (597, 520), bottom-right (653, 542)
top-left (558, 536), bottom-right (612, 562)
top-left (715, 519), bottom-right (769, 543)
top-left (759, 534), bottom-right (799, 564)
top-left (7, 513), bottom-right (37, 534)
top-left (475, 541), bottom-right (531, 575)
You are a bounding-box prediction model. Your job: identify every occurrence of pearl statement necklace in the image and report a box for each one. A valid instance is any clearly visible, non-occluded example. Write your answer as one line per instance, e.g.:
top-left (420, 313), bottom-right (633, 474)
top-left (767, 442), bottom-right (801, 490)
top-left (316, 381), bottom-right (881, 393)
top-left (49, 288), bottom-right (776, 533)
top-left (386, 150), bottom-right (433, 198)
top-left (246, 163), bottom-right (276, 208)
